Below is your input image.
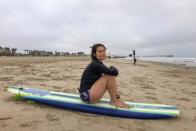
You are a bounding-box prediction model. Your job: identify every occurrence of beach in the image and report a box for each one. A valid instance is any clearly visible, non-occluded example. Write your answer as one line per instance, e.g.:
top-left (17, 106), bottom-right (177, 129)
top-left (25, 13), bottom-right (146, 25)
top-left (0, 56), bottom-right (196, 131)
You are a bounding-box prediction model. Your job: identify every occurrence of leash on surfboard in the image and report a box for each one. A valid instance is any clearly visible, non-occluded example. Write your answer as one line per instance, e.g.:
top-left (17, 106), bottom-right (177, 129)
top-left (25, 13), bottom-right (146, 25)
top-left (18, 86), bottom-right (24, 95)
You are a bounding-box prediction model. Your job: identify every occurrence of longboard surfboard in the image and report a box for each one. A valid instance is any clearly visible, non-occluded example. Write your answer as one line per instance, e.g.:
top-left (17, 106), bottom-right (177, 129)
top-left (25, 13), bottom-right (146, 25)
top-left (7, 85), bottom-right (180, 119)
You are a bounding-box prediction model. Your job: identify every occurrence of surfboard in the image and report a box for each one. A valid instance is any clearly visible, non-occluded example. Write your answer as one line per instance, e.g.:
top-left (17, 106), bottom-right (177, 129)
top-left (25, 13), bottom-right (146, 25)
top-left (7, 85), bottom-right (180, 119)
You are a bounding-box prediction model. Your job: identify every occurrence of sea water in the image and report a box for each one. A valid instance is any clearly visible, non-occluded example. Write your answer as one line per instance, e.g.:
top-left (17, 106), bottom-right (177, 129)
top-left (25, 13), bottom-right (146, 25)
top-left (126, 57), bottom-right (196, 67)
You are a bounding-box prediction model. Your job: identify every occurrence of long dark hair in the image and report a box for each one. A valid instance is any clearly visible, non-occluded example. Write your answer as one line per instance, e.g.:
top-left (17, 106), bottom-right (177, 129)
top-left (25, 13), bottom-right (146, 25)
top-left (91, 43), bottom-right (106, 61)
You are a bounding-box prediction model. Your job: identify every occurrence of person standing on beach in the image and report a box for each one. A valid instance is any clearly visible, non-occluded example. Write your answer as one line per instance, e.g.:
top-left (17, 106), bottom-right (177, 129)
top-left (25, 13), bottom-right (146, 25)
top-left (79, 43), bottom-right (128, 108)
top-left (133, 50), bottom-right (136, 66)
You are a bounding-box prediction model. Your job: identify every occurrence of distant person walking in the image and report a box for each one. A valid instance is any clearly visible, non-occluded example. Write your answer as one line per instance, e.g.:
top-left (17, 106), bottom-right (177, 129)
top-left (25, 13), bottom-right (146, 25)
top-left (133, 50), bottom-right (136, 66)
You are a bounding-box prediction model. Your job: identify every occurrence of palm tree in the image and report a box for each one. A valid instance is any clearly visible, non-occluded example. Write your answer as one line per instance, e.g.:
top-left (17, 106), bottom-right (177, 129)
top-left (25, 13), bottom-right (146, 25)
top-left (24, 49), bottom-right (30, 55)
top-left (24, 49), bottom-right (27, 55)
top-left (27, 49), bottom-right (30, 55)
top-left (11, 48), bottom-right (17, 56)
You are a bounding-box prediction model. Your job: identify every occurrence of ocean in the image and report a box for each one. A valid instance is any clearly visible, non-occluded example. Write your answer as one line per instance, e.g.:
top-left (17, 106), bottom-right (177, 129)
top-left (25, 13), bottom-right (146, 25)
top-left (125, 57), bottom-right (196, 67)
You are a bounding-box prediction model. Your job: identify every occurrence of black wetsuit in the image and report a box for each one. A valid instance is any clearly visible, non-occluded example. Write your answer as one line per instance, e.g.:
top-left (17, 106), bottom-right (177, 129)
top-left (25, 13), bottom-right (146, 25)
top-left (79, 60), bottom-right (118, 93)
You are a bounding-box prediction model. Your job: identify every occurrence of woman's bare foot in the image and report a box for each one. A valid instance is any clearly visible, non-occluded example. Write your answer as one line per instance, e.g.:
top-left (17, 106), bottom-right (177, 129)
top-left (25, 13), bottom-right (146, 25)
top-left (110, 99), bottom-right (129, 108)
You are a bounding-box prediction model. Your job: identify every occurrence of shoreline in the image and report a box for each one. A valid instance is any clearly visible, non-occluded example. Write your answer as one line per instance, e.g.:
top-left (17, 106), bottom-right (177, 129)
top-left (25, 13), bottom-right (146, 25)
top-left (139, 60), bottom-right (196, 70)
top-left (138, 57), bottom-right (196, 67)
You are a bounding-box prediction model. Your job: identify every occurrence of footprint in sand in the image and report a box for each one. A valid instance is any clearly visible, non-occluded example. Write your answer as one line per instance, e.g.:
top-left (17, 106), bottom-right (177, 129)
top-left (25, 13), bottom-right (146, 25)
top-left (46, 114), bottom-right (60, 121)
top-left (171, 88), bottom-right (177, 91)
top-left (22, 107), bottom-right (34, 111)
top-left (140, 85), bottom-right (156, 90)
top-left (0, 76), bottom-right (14, 81)
top-left (191, 92), bottom-right (196, 97)
top-left (20, 122), bottom-right (33, 128)
top-left (62, 76), bottom-right (73, 79)
top-left (191, 107), bottom-right (196, 110)
top-left (40, 74), bottom-right (52, 77)
top-left (117, 124), bottom-right (130, 130)
top-left (193, 116), bottom-right (196, 121)
top-left (132, 77), bottom-right (145, 82)
top-left (145, 92), bottom-right (156, 95)
top-left (134, 121), bottom-right (146, 131)
top-left (144, 96), bottom-right (158, 100)
top-left (50, 71), bottom-right (59, 74)
top-left (52, 86), bottom-right (62, 89)
top-left (178, 97), bottom-right (191, 102)
top-left (0, 117), bottom-right (12, 121)
top-left (1, 123), bottom-right (7, 128)
top-left (20, 120), bottom-right (42, 128)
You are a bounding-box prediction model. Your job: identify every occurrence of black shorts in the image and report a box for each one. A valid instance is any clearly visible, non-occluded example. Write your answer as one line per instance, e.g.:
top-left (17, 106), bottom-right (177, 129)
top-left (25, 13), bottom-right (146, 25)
top-left (80, 90), bottom-right (90, 103)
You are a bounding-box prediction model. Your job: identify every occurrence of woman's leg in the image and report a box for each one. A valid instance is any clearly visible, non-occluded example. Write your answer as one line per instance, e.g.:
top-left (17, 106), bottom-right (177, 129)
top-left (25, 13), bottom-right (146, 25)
top-left (89, 75), bottom-right (128, 107)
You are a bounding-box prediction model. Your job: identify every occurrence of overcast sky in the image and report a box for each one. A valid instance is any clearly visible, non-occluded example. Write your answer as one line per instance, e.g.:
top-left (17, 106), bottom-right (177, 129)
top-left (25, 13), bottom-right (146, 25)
top-left (0, 0), bottom-right (196, 57)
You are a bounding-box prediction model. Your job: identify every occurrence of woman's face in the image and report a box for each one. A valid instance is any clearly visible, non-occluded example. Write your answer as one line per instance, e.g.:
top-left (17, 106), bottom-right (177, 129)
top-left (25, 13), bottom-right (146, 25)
top-left (94, 46), bottom-right (106, 61)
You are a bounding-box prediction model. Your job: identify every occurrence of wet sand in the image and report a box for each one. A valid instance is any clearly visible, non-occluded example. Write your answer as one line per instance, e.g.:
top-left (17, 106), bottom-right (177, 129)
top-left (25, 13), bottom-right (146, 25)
top-left (0, 56), bottom-right (196, 131)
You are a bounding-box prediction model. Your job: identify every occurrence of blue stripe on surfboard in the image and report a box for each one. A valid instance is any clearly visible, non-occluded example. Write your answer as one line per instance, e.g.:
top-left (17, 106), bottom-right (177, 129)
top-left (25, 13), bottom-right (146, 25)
top-left (10, 86), bottom-right (178, 110)
top-left (22, 95), bottom-right (175, 119)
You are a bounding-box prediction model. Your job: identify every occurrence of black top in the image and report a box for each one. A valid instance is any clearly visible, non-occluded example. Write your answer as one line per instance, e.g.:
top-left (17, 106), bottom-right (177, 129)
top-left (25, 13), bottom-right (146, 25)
top-left (79, 60), bottom-right (118, 92)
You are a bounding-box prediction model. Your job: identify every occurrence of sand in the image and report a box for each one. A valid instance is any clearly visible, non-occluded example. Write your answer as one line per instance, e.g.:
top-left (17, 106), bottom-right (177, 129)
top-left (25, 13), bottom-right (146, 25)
top-left (0, 56), bottom-right (196, 131)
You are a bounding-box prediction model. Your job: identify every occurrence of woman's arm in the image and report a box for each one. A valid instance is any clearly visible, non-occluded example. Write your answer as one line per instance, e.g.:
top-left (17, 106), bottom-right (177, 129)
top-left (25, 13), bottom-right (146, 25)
top-left (92, 62), bottom-right (118, 76)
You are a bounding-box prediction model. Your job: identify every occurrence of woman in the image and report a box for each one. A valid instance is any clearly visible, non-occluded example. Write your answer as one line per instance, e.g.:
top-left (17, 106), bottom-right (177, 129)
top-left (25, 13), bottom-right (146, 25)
top-left (79, 43), bottom-right (128, 108)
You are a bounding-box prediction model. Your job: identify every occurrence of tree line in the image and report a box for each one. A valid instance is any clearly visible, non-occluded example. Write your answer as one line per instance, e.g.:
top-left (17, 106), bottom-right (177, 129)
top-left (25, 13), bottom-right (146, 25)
top-left (0, 46), bottom-right (17, 56)
top-left (0, 46), bottom-right (86, 56)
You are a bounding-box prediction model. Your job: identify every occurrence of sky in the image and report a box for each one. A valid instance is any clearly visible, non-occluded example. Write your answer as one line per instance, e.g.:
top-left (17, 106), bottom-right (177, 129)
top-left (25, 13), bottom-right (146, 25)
top-left (0, 0), bottom-right (196, 57)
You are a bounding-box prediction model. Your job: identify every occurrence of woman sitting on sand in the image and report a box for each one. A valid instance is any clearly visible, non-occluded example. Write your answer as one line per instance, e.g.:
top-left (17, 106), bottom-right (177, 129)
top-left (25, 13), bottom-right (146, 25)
top-left (79, 43), bottom-right (128, 108)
